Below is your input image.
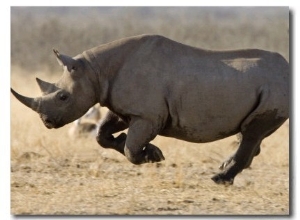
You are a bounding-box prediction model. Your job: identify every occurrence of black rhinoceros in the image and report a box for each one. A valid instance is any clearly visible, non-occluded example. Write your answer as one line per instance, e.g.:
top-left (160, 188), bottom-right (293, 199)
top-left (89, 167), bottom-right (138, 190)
top-left (11, 34), bottom-right (289, 184)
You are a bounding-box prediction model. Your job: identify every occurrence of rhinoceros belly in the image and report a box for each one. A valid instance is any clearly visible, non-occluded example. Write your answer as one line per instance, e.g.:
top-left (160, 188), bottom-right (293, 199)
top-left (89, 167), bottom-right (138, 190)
top-left (159, 84), bottom-right (259, 143)
top-left (159, 116), bottom-right (241, 143)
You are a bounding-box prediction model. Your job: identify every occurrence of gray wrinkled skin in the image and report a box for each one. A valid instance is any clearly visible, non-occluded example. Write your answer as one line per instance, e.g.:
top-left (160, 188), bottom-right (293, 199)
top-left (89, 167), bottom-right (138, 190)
top-left (11, 34), bottom-right (289, 184)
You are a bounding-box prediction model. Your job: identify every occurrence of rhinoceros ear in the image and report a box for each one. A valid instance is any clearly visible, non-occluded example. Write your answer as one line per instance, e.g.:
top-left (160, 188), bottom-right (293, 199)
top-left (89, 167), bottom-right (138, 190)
top-left (53, 49), bottom-right (77, 72)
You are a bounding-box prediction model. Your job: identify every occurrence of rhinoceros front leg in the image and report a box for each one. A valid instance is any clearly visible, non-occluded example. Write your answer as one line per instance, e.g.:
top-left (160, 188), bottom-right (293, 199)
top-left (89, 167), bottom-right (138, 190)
top-left (96, 110), bottom-right (128, 155)
top-left (124, 118), bottom-right (165, 165)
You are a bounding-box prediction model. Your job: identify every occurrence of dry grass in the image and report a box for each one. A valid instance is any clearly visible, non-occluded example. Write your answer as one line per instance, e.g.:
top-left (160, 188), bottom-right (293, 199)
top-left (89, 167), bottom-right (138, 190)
top-left (11, 7), bottom-right (289, 72)
top-left (10, 7), bottom-right (289, 215)
top-left (11, 70), bottom-right (289, 215)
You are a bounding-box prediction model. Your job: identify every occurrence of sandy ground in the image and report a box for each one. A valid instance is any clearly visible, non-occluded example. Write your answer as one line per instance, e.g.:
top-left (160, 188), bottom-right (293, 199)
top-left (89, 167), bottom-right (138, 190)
top-left (10, 95), bottom-right (289, 215)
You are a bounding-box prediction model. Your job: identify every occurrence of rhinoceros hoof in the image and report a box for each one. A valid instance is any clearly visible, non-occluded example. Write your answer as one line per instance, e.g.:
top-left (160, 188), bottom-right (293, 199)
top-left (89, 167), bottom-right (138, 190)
top-left (144, 143), bottom-right (165, 163)
top-left (211, 173), bottom-right (234, 185)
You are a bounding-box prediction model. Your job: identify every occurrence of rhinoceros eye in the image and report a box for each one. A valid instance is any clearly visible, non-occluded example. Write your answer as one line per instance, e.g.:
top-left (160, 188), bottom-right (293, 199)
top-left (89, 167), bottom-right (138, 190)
top-left (59, 93), bottom-right (68, 101)
top-left (71, 66), bottom-right (77, 71)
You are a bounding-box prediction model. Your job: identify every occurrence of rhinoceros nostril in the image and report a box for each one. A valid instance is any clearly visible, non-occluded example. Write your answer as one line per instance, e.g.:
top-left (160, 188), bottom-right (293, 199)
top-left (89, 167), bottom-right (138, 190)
top-left (43, 117), bottom-right (56, 129)
top-left (45, 119), bottom-right (53, 124)
top-left (40, 115), bottom-right (55, 127)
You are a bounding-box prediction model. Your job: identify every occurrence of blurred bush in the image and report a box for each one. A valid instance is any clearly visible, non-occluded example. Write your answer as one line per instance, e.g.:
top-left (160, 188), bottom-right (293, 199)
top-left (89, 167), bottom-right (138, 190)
top-left (11, 7), bottom-right (289, 73)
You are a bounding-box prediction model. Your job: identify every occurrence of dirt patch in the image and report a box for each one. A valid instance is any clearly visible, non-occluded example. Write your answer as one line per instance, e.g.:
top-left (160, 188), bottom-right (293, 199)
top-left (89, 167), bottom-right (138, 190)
top-left (10, 104), bottom-right (289, 215)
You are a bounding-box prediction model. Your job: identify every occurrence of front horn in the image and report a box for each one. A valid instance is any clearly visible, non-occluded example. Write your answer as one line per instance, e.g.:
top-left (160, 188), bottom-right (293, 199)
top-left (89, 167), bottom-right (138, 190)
top-left (11, 88), bottom-right (40, 112)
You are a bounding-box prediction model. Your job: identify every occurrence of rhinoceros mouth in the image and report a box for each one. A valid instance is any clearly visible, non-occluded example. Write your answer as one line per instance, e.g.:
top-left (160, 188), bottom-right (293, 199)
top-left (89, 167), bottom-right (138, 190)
top-left (44, 121), bottom-right (55, 129)
top-left (42, 118), bottom-right (55, 129)
top-left (43, 120), bottom-right (64, 129)
top-left (40, 114), bottom-right (62, 129)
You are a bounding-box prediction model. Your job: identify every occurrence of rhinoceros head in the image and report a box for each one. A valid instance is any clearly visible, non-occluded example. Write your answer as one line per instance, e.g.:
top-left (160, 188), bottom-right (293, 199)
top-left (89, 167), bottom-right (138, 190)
top-left (11, 49), bottom-right (97, 129)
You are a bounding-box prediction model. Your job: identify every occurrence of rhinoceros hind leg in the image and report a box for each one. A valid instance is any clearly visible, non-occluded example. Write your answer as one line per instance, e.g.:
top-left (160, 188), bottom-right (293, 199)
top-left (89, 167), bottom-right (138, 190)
top-left (219, 146), bottom-right (261, 170)
top-left (244, 146), bottom-right (261, 169)
top-left (212, 112), bottom-right (287, 184)
top-left (219, 155), bottom-right (234, 171)
top-left (211, 173), bottom-right (234, 185)
top-left (212, 85), bottom-right (288, 184)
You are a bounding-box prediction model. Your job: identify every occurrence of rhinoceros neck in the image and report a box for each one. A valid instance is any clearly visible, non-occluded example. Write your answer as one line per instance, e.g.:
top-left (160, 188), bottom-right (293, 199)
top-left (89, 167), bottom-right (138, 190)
top-left (83, 50), bottom-right (101, 78)
top-left (82, 37), bottom-right (146, 108)
top-left (82, 50), bottom-right (109, 107)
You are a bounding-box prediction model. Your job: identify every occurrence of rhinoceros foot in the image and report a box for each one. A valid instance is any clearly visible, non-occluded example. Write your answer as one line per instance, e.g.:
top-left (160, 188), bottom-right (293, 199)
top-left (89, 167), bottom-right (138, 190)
top-left (144, 143), bottom-right (165, 163)
top-left (211, 173), bottom-right (234, 185)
